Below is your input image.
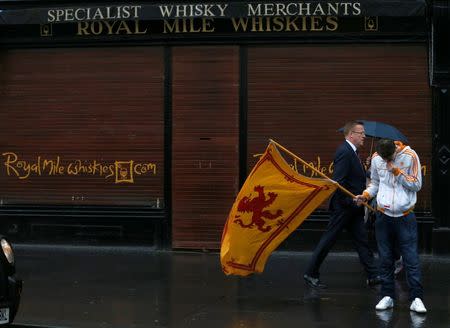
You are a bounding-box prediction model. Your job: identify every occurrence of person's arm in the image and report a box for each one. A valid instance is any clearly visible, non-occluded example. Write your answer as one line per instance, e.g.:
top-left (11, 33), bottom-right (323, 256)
top-left (389, 152), bottom-right (422, 192)
top-left (332, 149), bottom-right (350, 185)
top-left (332, 148), bottom-right (356, 207)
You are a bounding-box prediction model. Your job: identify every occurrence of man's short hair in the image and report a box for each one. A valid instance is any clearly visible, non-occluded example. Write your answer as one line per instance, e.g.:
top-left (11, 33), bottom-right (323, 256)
top-left (343, 121), bottom-right (364, 136)
top-left (376, 139), bottom-right (396, 160)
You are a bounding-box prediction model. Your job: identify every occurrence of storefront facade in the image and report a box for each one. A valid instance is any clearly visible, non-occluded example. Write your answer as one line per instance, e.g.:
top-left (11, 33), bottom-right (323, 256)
top-left (0, 1), bottom-right (448, 253)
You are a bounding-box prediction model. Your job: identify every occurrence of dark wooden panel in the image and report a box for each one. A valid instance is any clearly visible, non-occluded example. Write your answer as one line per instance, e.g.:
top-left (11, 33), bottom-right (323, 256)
top-left (172, 46), bottom-right (239, 249)
top-left (247, 44), bottom-right (431, 211)
top-left (0, 47), bottom-right (165, 206)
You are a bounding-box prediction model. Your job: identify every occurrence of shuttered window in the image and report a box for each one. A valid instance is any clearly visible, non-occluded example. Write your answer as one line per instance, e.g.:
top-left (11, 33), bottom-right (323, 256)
top-left (0, 47), bottom-right (165, 207)
top-left (172, 46), bottom-right (239, 249)
top-left (247, 44), bottom-right (431, 211)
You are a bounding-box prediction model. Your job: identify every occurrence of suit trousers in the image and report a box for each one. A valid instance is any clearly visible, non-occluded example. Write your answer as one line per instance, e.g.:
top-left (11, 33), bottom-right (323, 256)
top-left (305, 205), bottom-right (378, 279)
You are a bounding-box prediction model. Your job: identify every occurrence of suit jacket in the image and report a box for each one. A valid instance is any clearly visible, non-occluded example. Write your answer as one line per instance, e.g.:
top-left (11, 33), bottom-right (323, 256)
top-left (329, 141), bottom-right (366, 210)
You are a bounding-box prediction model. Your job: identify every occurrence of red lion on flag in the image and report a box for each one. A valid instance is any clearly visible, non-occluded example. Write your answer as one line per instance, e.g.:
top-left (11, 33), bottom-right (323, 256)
top-left (233, 185), bottom-right (283, 233)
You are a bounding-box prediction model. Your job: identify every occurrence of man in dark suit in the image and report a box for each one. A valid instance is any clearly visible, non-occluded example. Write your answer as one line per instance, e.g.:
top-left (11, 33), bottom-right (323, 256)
top-left (303, 121), bottom-right (380, 288)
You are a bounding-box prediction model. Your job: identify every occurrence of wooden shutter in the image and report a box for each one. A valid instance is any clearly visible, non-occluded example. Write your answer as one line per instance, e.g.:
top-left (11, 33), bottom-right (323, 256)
top-left (247, 44), bottom-right (431, 210)
top-left (0, 47), bottom-right (165, 207)
top-left (172, 46), bottom-right (239, 249)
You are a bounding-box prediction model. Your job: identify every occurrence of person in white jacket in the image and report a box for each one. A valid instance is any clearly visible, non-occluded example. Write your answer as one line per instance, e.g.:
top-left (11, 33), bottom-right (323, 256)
top-left (355, 139), bottom-right (427, 314)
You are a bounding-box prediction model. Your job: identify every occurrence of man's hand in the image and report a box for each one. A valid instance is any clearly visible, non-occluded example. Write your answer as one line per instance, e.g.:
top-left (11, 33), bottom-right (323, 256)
top-left (354, 194), bottom-right (367, 207)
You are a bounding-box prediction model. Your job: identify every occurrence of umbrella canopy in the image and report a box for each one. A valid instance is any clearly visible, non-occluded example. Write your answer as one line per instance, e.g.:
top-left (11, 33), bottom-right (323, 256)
top-left (338, 120), bottom-right (408, 144)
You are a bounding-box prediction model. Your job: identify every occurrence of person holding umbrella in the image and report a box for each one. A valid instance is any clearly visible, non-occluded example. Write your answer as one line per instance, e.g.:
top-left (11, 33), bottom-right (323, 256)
top-left (356, 139), bottom-right (427, 313)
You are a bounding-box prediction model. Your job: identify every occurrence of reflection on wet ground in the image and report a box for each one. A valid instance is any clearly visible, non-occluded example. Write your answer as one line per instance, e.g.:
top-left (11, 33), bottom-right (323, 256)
top-left (11, 245), bottom-right (450, 328)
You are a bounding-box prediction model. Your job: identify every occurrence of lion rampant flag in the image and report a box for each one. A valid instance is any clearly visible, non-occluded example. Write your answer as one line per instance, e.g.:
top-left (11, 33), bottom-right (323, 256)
top-left (220, 142), bottom-right (337, 276)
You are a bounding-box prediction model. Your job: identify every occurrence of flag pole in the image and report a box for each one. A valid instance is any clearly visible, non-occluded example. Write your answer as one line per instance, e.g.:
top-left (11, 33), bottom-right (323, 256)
top-left (269, 139), bottom-right (375, 212)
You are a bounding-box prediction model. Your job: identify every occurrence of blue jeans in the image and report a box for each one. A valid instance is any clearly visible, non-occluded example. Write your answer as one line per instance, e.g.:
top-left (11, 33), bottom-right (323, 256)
top-left (375, 212), bottom-right (423, 301)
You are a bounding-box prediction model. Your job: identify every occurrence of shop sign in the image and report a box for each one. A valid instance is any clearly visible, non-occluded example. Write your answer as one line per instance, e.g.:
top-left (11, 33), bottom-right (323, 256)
top-left (0, 1), bottom-right (426, 41)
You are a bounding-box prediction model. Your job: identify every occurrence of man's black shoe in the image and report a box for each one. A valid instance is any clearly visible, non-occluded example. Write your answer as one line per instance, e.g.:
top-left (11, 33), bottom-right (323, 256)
top-left (367, 276), bottom-right (382, 287)
top-left (303, 274), bottom-right (327, 289)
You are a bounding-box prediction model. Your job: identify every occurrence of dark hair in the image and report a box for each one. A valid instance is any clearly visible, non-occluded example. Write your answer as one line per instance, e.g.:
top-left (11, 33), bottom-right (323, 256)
top-left (343, 121), bottom-right (364, 136)
top-left (376, 139), bottom-right (396, 160)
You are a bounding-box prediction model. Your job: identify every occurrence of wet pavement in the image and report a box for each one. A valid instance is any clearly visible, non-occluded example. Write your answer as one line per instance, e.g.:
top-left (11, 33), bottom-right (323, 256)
top-left (10, 245), bottom-right (450, 328)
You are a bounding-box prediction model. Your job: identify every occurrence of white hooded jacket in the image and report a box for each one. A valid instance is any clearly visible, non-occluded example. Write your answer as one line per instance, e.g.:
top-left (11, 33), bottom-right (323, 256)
top-left (363, 145), bottom-right (422, 217)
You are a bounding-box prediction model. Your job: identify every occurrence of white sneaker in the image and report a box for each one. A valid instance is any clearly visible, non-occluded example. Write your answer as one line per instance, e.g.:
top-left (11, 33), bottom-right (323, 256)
top-left (375, 296), bottom-right (394, 310)
top-left (410, 298), bottom-right (427, 313)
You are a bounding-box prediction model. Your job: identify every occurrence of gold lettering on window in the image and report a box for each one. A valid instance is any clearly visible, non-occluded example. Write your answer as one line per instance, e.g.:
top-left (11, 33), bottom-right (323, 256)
top-left (2, 152), bottom-right (157, 184)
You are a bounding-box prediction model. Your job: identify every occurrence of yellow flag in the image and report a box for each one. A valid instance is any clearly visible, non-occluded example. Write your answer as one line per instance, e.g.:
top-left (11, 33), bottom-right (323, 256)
top-left (220, 143), bottom-right (337, 276)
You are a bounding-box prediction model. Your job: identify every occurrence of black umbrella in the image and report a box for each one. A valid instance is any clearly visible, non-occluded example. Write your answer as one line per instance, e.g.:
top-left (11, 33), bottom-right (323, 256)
top-left (338, 120), bottom-right (409, 156)
top-left (338, 120), bottom-right (408, 144)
